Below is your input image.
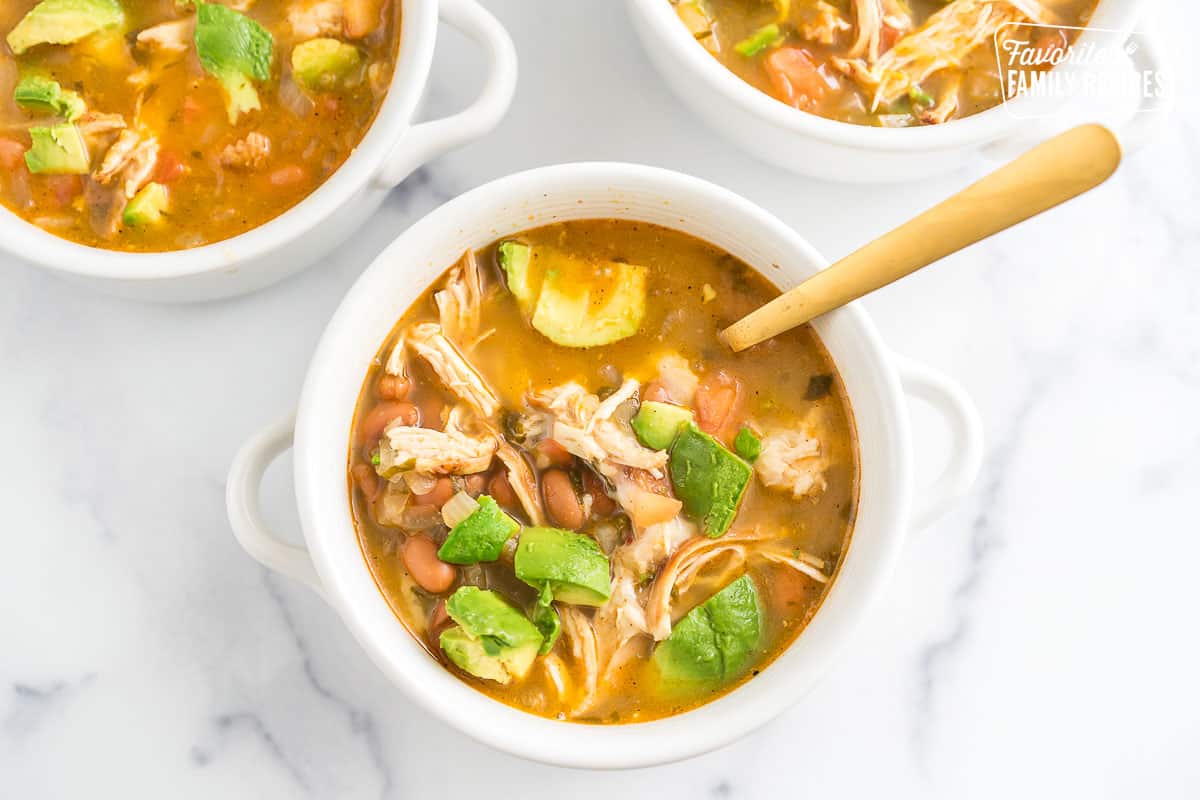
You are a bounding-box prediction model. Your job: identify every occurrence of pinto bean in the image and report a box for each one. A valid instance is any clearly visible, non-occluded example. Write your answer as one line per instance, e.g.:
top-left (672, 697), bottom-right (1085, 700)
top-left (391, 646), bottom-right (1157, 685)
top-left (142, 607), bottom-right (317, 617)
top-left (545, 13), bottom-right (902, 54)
top-left (402, 535), bottom-right (456, 594)
top-left (489, 472), bottom-right (519, 510)
top-left (694, 370), bottom-right (742, 440)
top-left (462, 472), bottom-right (488, 497)
top-left (581, 469), bottom-right (617, 517)
top-left (413, 476), bottom-right (454, 508)
top-left (543, 469), bottom-right (584, 529)
top-left (416, 393), bottom-right (445, 431)
top-left (358, 401), bottom-right (418, 444)
top-left (535, 439), bottom-right (574, 469)
top-left (351, 463), bottom-right (382, 503)
top-left (378, 373), bottom-right (411, 400)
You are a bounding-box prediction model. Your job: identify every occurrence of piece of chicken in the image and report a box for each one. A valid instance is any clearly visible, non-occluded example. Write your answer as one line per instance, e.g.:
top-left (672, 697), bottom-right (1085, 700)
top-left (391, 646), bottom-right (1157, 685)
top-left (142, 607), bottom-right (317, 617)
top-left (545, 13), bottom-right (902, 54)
top-left (377, 406), bottom-right (497, 475)
top-left (531, 380), bottom-right (667, 476)
top-left (754, 428), bottom-right (828, 499)
top-left (220, 132), bottom-right (271, 171)
top-left (136, 17), bottom-right (195, 55)
top-left (287, 0), bottom-right (344, 37)
top-left (407, 322), bottom-right (500, 419)
top-left (94, 129), bottom-right (159, 199)
top-left (434, 249), bottom-right (484, 348)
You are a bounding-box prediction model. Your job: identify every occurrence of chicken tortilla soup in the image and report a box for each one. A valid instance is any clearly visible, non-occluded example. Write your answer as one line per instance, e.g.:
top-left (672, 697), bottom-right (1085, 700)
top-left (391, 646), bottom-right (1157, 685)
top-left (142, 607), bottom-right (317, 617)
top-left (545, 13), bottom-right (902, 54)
top-left (670, 0), bottom-right (1100, 126)
top-left (349, 220), bottom-right (859, 722)
top-left (0, 0), bottom-right (400, 251)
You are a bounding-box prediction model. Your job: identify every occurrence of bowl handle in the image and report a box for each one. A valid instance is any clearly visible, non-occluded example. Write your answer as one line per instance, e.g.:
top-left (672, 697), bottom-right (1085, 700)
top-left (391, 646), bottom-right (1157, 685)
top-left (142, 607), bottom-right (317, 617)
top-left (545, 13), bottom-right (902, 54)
top-left (893, 354), bottom-right (984, 531)
top-left (226, 413), bottom-right (328, 601)
top-left (373, 0), bottom-right (518, 189)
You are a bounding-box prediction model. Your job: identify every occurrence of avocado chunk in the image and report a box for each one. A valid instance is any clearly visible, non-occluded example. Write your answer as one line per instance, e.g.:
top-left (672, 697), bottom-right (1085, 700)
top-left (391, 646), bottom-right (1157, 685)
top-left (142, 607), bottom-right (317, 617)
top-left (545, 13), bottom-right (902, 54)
top-left (632, 401), bottom-right (694, 450)
top-left (6, 0), bottom-right (124, 56)
top-left (291, 38), bottom-right (362, 91)
top-left (653, 574), bottom-right (763, 685)
top-left (497, 241), bottom-right (535, 310)
top-left (123, 182), bottom-right (169, 227)
top-left (668, 422), bottom-right (751, 537)
top-left (530, 602), bottom-right (561, 655)
top-left (437, 495), bottom-right (519, 565)
top-left (14, 75), bottom-right (86, 121)
top-left (194, 1), bottom-right (274, 123)
top-left (733, 426), bottom-right (761, 462)
top-left (514, 527), bottom-right (611, 607)
top-left (439, 587), bottom-right (543, 684)
top-left (531, 261), bottom-right (647, 348)
top-left (24, 124), bottom-right (89, 175)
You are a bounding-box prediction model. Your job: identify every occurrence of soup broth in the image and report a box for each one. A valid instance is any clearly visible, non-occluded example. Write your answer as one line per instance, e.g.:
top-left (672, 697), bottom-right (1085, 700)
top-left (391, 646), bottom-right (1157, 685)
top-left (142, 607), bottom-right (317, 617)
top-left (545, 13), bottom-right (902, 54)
top-left (0, 0), bottom-right (400, 251)
top-left (671, 0), bottom-right (1099, 126)
top-left (349, 220), bottom-right (859, 723)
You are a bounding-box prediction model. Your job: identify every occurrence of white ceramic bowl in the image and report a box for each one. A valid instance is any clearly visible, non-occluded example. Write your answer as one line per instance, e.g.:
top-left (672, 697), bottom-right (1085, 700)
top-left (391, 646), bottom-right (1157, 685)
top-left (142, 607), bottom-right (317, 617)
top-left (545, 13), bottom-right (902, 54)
top-left (0, 0), bottom-right (517, 302)
top-left (625, 0), bottom-right (1163, 182)
top-left (226, 163), bottom-right (984, 768)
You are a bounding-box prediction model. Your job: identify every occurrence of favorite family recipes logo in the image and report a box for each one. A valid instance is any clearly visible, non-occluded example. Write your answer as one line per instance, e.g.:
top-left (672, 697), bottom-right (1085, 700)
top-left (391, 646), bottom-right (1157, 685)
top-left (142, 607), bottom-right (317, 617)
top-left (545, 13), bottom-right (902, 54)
top-left (994, 24), bottom-right (1168, 119)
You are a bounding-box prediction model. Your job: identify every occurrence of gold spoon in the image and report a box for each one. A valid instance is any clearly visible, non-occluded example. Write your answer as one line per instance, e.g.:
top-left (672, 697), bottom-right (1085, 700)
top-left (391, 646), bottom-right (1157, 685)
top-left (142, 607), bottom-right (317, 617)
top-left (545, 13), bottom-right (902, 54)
top-left (721, 124), bottom-right (1122, 352)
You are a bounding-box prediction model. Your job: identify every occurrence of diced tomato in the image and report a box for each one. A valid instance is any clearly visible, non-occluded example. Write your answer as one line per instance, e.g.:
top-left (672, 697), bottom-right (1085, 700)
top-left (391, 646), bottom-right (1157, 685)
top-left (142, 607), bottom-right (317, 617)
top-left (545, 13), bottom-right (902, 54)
top-left (154, 151), bottom-right (187, 183)
top-left (45, 175), bottom-right (82, 208)
top-left (764, 47), bottom-right (828, 111)
top-left (0, 138), bottom-right (27, 171)
top-left (880, 24), bottom-right (902, 55)
top-left (268, 165), bottom-right (309, 187)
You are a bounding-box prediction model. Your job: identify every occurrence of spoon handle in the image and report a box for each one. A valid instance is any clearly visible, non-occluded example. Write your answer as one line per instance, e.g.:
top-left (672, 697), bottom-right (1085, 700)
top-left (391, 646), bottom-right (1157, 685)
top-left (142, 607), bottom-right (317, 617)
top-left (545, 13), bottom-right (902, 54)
top-left (722, 124), bottom-right (1122, 352)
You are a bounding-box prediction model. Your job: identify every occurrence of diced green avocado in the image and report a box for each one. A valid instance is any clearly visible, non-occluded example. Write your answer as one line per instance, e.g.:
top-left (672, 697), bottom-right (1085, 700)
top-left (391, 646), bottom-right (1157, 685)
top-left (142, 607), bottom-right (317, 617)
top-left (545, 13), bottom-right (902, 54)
top-left (632, 401), bottom-right (694, 450)
top-left (668, 422), bottom-right (751, 537)
top-left (24, 124), bottom-right (89, 175)
top-left (194, 1), bottom-right (274, 123)
top-left (14, 75), bottom-right (86, 121)
top-left (653, 574), bottom-right (763, 684)
top-left (437, 495), bottom-right (519, 565)
top-left (530, 261), bottom-right (646, 348)
top-left (733, 426), bottom-right (762, 462)
top-left (6, 0), bottom-right (124, 56)
top-left (439, 587), bottom-right (543, 684)
top-left (291, 38), bottom-right (362, 90)
top-left (514, 527), bottom-right (611, 607)
top-left (497, 241), bottom-right (535, 310)
top-left (122, 182), bottom-right (168, 227)
top-left (530, 603), bottom-right (561, 655)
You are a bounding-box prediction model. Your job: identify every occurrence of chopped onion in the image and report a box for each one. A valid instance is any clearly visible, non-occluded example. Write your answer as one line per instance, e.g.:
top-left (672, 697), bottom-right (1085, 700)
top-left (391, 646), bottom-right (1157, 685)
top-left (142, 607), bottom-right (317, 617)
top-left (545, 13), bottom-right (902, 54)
top-left (402, 470), bottom-right (437, 495)
top-left (441, 490), bottom-right (480, 528)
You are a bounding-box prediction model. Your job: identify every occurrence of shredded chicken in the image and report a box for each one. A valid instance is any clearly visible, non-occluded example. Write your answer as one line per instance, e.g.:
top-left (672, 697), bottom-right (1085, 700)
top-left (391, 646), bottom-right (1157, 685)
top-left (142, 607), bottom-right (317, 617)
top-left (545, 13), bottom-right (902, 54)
top-left (76, 112), bottom-right (126, 139)
top-left (799, 0), bottom-right (853, 45)
top-left (383, 331), bottom-right (407, 377)
top-left (491, 438), bottom-right (544, 525)
top-left (136, 17), bottom-right (195, 54)
top-left (407, 322), bottom-right (500, 419)
top-left (288, 0), bottom-right (344, 38)
top-left (379, 406), bottom-right (497, 475)
top-left (833, 0), bottom-right (1056, 108)
top-left (755, 427), bottom-right (828, 499)
top-left (848, 0), bottom-right (883, 61)
top-left (919, 74), bottom-right (963, 124)
top-left (220, 132), bottom-right (271, 170)
top-left (434, 250), bottom-right (485, 348)
top-left (559, 606), bottom-right (599, 716)
top-left (653, 353), bottom-right (698, 405)
top-left (531, 380), bottom-right (667, 477)
top-left (94, 129), bottom-right (158, 199)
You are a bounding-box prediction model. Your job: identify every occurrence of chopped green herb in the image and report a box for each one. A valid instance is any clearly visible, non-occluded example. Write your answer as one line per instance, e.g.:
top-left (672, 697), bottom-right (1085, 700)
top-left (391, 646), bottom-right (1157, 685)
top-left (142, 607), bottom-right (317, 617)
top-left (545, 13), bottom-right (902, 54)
top-left (908, 85), bottom-right (934, 108)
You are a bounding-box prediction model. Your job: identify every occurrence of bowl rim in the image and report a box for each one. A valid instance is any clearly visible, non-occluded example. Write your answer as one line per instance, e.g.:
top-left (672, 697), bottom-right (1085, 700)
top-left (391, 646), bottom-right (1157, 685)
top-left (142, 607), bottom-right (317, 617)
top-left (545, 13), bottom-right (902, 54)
top-left (625, 0), bottom-right (1143, 152)
top-left (0, 0), bottom-right (436, 282)
top-left (291, 161), bottom-right (916, 768)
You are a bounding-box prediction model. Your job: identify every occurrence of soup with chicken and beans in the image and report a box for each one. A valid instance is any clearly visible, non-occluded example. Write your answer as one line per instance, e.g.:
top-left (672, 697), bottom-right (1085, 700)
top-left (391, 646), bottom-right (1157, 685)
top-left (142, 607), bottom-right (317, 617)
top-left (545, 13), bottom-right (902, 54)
top-left (349, 220), bottom-right (859, 722)
top-left (0, 0), bottom-right (399, 251)
top-left (671, 0), bottom-right (1099, 126)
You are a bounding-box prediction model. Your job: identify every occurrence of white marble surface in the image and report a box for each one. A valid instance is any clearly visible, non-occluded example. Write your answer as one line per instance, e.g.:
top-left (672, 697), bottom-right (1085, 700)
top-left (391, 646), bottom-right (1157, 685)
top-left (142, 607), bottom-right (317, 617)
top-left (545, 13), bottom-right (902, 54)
top-left (2, 1), bottom-right (1198, 797)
